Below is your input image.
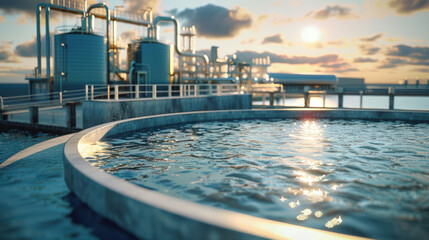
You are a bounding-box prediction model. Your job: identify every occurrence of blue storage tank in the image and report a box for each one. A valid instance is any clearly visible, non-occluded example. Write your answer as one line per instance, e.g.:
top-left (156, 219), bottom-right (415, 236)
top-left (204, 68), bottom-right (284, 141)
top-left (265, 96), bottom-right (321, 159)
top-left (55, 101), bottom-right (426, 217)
top-left (132, 40), bottom-right (171, 85)
top-left (54, 32), bottom-right (107, 91)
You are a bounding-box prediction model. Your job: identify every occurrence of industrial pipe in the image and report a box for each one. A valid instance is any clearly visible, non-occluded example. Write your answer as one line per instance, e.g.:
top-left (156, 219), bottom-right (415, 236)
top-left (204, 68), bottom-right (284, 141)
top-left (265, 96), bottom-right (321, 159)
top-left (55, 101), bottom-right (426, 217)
top-left (87, 3), bottom-right (110, 84)
top-left (153, 16), bottom-right (209, 76)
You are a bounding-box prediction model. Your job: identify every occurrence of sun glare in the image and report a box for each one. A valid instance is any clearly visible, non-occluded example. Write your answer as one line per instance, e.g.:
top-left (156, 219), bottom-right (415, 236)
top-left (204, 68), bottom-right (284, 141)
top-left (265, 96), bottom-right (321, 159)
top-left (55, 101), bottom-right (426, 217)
top-left (301, 26), bottom-right (321, 43)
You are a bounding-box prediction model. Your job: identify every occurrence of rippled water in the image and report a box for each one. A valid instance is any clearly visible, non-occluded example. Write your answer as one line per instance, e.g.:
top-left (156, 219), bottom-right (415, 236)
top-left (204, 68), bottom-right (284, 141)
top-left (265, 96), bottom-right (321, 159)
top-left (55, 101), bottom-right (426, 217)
top-left (88, 119), bottom-right (429, 239)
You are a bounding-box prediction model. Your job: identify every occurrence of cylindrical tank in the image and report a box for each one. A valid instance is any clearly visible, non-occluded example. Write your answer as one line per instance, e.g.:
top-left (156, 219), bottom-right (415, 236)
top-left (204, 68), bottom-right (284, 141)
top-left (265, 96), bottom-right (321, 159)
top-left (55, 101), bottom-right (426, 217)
top-left (131, 40), bottom-right (171, 85)
top-left (54, 32), bottom-right (107, 91)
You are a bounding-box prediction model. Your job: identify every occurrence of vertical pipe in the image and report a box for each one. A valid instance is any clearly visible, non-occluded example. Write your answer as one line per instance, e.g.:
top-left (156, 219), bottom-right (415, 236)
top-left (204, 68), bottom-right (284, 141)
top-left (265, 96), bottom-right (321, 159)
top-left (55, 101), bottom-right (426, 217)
top-left (45, 7), bottom-right (51, 79)
top-left (36, 6), bottom-right (42, 76)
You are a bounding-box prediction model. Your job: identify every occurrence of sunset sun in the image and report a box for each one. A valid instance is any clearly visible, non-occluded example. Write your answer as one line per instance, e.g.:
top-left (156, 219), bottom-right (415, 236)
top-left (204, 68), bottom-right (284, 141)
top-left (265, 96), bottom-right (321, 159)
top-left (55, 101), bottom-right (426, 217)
top-left (301, 26), bottom-right (321, 43)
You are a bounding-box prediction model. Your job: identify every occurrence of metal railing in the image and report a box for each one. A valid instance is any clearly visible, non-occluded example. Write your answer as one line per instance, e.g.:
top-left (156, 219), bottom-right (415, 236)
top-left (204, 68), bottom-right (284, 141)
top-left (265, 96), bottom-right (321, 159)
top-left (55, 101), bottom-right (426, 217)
top-left (85, 84), bottom-right (242, 101)
top-left (0, 88), bottom-right (87, 112)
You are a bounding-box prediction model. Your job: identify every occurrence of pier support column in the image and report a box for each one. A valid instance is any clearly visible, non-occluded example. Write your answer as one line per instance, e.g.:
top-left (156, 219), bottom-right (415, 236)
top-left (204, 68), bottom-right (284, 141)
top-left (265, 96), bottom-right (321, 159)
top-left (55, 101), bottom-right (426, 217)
top-left (389, 87), bottom-right (395, 110)
top-left (29, 106), bottom-right (38, 124)
top-left (269, 92), bottom-right (275, 107)
top-left (66, 102), bottom-right (77, 128)
top-left (337, 87), bottom-right (344, 109)
top-left (1, 111), bottom-right (7, 121)
top-left (304, 86), bottom-right (310, 108)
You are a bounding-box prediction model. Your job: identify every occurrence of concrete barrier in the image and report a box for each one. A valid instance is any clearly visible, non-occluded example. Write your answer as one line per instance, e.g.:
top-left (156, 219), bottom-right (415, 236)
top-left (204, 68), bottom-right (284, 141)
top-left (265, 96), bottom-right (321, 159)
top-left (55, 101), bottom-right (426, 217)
top-left (64, 109), bottom-right (429, 239)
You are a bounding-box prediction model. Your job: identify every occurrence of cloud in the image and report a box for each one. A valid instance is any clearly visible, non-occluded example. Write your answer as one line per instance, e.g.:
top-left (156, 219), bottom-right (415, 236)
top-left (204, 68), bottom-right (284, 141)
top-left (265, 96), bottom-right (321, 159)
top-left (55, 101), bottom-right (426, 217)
top-left (0, 0), bottom-right (98, 14)
top-left (262, 34), bottom-right (284, 44)
top-left (257, 14), bottom-right (268, 24)
top-left (378, 57), bottom-right (429, 69)
top-left (388, 0), bottom-right (429, 14)
top-left (307, 5), bottom-right (359, 20)
top-left (240, 38), bottom-right (255, 44)
top-left (413, 68), bottom-right (429, 72)
top-left (359, 44), bottom-right (381, 55)
top-left (0, 50), bottom-right (20, 63)
top-left (0, 0), bottom-right (98, 22)
top-left (14, 35), bottom-right (50, 57)
top-left (174, 4), bottom-right (252, 38)
top-left (272, 16), bottom-right (293, 26)
top-left (386, 44), bottom-right (429, 60)
top-left (354, 57), bottom-right (378, 63)
top-left (0, 43), bottom-right (20, 63)
top-left (120, 30), bottom-right (137, 41)
top-left (359, 33), bottom-right (384, 42)
top-left (235, 50), bottom-right (341, 65)
top-left (123, 0), bottom-right (160, 14)
top-left (305, 42), bottom-right (324, 49)
top-left (327, 39), bottom-right (347, 47)
top-left (319, 62), bottom-right (359, 73)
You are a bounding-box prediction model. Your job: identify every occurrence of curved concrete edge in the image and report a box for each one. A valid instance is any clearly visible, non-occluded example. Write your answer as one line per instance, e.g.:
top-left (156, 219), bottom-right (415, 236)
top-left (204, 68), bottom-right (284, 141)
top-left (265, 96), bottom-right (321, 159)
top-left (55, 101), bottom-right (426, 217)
top-left (0, 134), bottom-right (74, 169)
top-left (63, 108), bottom-right (429, 240)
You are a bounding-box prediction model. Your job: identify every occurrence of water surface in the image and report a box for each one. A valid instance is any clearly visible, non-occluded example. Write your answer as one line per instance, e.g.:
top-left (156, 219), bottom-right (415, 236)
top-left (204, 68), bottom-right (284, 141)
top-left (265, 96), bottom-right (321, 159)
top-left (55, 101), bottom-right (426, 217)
top-left (88, 119), bottom-right (429, 239)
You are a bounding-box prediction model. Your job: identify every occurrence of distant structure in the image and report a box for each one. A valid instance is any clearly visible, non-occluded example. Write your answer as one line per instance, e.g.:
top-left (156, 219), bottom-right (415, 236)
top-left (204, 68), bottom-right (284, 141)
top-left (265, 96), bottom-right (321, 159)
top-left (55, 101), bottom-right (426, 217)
top-left (25, 0), bottom-right (345, 95)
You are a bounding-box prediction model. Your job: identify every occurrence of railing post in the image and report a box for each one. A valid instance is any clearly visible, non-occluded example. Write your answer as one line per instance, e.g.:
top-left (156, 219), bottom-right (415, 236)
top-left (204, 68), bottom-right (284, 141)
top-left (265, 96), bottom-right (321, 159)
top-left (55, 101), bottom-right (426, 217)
top-left (389, 87), bottom-right (395, 110)
top-left (217, 85), bottom-right (221, 95)
top-left (85, 85), bottom-right (88, 100)
top-left (194, 85), bottom-right (197, 96)
top-left (91, 85), bottom-right (94, 101)
top-left (66, 102), bottom-right (76, 128)
top-left (29, 106), bottom-right (38, 124)
top-left (168, 85), bottom-right (172, 97)
top-left (59, 92), bottom-right (63, 104)
top-left (107, 85), bottom-right (110, 100)
top-left (359, 91), bottom-right (363, 109)
top-left (262, 94), bottom-right (266, 106)
top-left (180, 85), bottom-right (183, 97)
top-left (135, 85), bottom-right (140, 99)
top-left (114, 85), bottom-right (119, 100)
top-left (153, 85), bottom-right (157, 99)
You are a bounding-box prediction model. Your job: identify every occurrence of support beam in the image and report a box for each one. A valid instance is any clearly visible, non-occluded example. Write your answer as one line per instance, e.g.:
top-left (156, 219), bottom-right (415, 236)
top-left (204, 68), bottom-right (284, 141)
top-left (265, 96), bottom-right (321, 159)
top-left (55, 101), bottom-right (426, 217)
top-left (66, 102), bottom-right (77, 128)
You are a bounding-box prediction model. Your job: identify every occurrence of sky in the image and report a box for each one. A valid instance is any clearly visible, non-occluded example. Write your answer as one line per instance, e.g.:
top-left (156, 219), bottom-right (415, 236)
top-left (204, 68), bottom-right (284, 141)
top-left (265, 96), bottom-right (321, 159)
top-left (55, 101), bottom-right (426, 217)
top-left (0, 0), bottom-right (429, 84)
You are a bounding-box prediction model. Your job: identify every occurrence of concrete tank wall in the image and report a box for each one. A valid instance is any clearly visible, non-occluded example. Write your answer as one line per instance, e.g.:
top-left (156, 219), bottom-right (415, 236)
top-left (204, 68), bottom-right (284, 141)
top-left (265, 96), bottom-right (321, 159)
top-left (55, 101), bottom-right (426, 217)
top-left (82, 94), bottom-right (252, 128)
